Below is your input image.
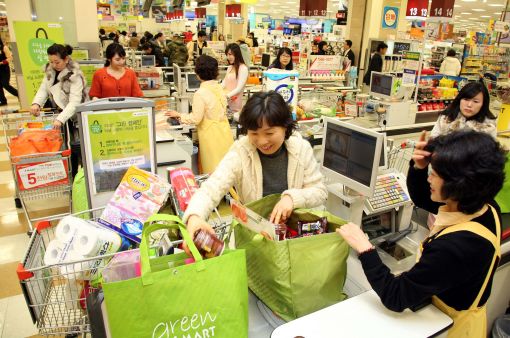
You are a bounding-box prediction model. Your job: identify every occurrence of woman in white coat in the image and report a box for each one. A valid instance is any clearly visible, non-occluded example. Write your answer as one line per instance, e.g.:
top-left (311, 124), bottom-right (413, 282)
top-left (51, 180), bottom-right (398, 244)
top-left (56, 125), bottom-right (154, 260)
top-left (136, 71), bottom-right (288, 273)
top-left (183, 91), bottom-right (327, 239)
top-left (439, 49), bottom-right (462, 76)
top-left (30, 44), bottom-right (88, 176)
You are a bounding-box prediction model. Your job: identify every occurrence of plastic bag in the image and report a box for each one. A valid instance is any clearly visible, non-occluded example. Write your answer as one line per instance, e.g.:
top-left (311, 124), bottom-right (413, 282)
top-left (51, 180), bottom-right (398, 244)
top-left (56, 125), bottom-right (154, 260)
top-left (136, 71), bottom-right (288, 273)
top-left (10, 129), bottom-right (63, 157)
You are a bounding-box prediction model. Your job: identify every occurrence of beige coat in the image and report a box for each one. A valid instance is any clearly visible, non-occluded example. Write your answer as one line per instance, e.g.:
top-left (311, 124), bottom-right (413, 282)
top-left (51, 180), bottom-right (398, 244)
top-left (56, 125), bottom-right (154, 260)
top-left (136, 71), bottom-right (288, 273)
top-left (183, 133), bottom-right (327, 223)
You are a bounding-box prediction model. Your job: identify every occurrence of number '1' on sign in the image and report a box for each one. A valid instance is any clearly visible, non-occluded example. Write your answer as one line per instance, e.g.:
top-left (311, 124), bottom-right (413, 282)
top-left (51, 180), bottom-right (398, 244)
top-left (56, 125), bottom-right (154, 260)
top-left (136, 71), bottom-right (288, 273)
top-left (429, 0), bottom-right (455, 18)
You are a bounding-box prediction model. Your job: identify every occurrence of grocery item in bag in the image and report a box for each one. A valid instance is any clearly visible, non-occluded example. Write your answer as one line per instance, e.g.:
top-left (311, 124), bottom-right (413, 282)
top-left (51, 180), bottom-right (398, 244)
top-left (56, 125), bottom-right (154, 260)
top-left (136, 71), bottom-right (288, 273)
top-left (99, 166), bottom-right (171, 243)
top-left (169, 167), bottom-right (199, 212)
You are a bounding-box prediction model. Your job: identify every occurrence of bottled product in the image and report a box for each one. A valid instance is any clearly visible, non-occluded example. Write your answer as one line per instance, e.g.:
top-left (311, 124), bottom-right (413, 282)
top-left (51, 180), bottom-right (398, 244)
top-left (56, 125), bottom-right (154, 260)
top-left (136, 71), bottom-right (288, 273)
top-left (193, 230), bottom-right (224, 258)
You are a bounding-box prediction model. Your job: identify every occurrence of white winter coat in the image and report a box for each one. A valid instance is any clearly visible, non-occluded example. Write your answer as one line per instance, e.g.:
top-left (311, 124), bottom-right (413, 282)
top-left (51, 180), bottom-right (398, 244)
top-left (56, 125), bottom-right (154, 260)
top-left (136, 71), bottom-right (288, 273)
top-left (32, 59), bottom-right (88, 124)
top-left (183, 133), bottom-right (328, 223)
top-left (439, 56), bottom-right (462, 77)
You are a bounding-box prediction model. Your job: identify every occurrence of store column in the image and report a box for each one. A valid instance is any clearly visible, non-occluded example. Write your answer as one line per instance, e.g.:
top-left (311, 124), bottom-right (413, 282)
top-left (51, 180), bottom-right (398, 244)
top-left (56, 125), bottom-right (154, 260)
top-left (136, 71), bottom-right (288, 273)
top-left (359, 0), bottom-right (385, 83)
top-left (217, 0), bottom-right (226, 37)
top-left (73, 0), bottom-right (101, 59)
top-left (5, 0), bottom-right (32, 108)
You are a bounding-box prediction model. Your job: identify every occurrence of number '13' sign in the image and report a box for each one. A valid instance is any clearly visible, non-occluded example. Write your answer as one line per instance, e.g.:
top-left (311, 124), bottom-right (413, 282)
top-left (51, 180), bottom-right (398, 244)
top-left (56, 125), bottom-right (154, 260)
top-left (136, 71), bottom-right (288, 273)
top-left (406, 0), bottom-right (429, 18)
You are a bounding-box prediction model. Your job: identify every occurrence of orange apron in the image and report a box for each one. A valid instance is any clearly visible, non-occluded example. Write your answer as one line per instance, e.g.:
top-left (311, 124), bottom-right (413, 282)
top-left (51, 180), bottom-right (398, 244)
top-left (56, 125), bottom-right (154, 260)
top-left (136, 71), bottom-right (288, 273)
top-left (196, 82), bottom-right (234, 174)
top-left (418, 205), bottom-right (501, 338)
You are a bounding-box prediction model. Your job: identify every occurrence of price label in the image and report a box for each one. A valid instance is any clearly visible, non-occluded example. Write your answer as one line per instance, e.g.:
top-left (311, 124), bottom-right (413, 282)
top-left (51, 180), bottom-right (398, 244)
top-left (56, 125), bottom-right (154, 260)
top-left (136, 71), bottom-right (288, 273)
top-left (299, 0), bottom-right (328, 17)
top-left (17, 160), bottom-right (68, 190)
top-left (406, 0), bottom-right (429, 18)
top-left (429, 0), bottom-right (455, 19)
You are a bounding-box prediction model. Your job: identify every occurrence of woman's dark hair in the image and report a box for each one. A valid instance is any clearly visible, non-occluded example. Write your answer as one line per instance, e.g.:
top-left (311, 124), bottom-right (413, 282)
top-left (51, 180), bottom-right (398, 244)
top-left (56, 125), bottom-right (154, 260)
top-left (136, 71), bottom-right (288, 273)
top-left (225, 43), bottom-right (245, 79)
top-left (441, 81), bottom-right (495, 123)
top-left (99, 28), bottom-right (106, 35)
top-left (249, 32), bottom-right (255, 38)
top-left (271, 47), bottom-right (293, 70)
top-left (141, 43), bottom-right (153, 51)
top-left (377, 42), bottom-right (388, 52)
top-left (198, 30), bottom-right (207, 38)
top-left (108, 32), bottom-right (116, 39)
top-left (345, 40), bottom-right (352, 47)
top-left (239, 91), bottom-right (297, 139)
top-left (104, 43), bottom-right (126, 67)
top-left (194, 55), bottom-right (218, 81)
top-left (447, 49), bottom-right (456, 57)
top-left (131, 32), bottom-right (138, 37)
top-left (154, 32), bottom-right (163, 39)
top-left (121, 31), bottom-right (127, 36)
top-left (425, 130), bottom-right (507, 214)
top-left (318, 41), bottom-right (328, 54)
top-left (47, 44), bottom-right (73, 59)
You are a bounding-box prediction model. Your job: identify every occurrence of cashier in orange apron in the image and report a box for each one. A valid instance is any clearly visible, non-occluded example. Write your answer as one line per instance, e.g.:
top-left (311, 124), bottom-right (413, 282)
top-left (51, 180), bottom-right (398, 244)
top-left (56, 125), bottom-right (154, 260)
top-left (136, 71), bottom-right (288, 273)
top-left (337, 130), bottom-right (506, 337)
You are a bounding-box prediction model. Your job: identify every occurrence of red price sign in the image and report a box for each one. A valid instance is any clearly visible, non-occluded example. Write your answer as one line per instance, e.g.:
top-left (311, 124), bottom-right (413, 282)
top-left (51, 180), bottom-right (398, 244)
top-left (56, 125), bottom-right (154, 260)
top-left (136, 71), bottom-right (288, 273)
top-left (16, 160), bottom-right (69, 190)
top-left (429, 0), bottom-right (455, 19)
top-left (195, 7), bottom-right (206, 19)
top-left (299, 0), bottom-right (327, 17)
top-left (406, 0), bottom-right (429, 18)
top-left (225, 4), bottom-right (241, 18)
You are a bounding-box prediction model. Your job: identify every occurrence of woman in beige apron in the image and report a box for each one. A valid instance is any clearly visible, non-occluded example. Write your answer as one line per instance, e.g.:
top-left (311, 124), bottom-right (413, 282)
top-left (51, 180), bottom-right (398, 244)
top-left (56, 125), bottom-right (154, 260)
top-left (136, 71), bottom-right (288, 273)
top-left (166, 55), bottom-right (233, 174)
top-left (336, 130), bottom-right (507, 338)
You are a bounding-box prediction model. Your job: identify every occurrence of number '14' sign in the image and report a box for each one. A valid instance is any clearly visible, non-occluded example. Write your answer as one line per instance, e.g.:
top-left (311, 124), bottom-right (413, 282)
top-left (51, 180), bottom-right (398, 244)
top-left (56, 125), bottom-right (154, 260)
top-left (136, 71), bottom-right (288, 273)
top-left (429, 0), bottom-right (455, 18)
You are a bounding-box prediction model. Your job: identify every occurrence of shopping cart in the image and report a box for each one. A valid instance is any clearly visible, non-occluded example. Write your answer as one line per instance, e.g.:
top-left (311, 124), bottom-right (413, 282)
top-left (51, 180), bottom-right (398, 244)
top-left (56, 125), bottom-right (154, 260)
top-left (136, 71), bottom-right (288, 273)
top-left (17, 208), bottom-right (117, 337)
top-left (387, 138), bottom-right (416, 176)
top-left (2, 111), bottom-right (72, 232)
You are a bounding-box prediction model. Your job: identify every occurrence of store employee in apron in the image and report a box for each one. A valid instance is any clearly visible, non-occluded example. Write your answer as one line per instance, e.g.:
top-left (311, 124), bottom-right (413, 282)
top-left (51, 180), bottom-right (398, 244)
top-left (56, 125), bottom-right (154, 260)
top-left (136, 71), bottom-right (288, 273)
top-left (337, 130), bottom-right (506, 337)
top-left (165, 55), bottom-right (233, 174)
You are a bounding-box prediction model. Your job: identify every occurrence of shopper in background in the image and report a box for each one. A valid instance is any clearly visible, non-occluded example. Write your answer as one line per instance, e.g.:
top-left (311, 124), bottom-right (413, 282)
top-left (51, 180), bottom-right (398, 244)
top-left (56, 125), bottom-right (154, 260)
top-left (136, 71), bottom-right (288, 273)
top-left (182, 91), bottom-right (327, 240)
top-left (30, 44), bottom-right (88, 177)
top-left (118, 31), bottom-right (129, 47)
top-left (187, 30), bottom-right (208, 61)
top-left (0, 38), bottom-right (18, 105)
top-left (337, 130), bottom-right (506, 337)
top-left (268, 47), bottom-right (293, 70)
top-left (99, 28), bottom-right (108, 45)
top-left (218, 34), bottom-right (225, 42)
top-left (141, 43), bottom-right (165, 67)
top-left (222, 43), bottom-right (249, 115)
top-left (343, 39), bottom-right (355, 67)
top-left (439, 49), bottom-right (462, 77)
top-left (317, 41), bottom-right (328, 55)
top-left (166, 34), bottom-right (189, 67)
top-left (154, 32), bottom-right (166, 51)
top-left (236, 38), bottom-right (252, 67)
top-left (247, 32), bottom-right (259, 47)
top-left (431, 82), bottom-right (496, 139)
top-left (165, 55), bottom-right (233, 174)
top-left (128, 32), bottom-right (140, 49)
top-left (89, 43), bottom-right (143, 99)
top-left (363, 42), bottom-right (388, 86)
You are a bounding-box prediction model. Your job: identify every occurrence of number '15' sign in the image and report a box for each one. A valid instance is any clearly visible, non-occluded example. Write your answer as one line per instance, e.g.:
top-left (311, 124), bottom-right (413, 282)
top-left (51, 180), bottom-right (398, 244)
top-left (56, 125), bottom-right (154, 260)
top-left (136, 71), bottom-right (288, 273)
top-left (406, 0), bottom-right (429, 18)
top-left (429, 0), bottom-right (455, 18)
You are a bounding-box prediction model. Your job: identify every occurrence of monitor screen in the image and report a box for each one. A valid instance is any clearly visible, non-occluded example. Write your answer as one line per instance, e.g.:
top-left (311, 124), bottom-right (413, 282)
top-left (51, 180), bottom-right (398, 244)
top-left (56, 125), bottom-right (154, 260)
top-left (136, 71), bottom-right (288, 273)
top-left (185, 73), bottom-right (201, 91)
top-left (141, 55), bottom-right (156, 67)
top-left (370, 72), bottom-right (393, 97)
top-left (321, 118), bottom-right (382, 197)
top-left (262, 53), bottom-right (271, 68)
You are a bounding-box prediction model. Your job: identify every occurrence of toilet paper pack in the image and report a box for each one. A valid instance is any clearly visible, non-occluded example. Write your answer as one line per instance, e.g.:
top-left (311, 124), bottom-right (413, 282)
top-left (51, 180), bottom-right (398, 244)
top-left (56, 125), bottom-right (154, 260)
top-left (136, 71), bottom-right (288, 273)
top-left (99, 166), bottom-right (171, 243)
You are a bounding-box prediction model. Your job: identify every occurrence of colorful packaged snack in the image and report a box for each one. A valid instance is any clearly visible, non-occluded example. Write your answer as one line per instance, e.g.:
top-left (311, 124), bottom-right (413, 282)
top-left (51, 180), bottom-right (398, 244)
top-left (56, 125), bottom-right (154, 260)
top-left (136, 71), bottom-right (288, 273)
top-left (297, 218), bottom-right (328, 237)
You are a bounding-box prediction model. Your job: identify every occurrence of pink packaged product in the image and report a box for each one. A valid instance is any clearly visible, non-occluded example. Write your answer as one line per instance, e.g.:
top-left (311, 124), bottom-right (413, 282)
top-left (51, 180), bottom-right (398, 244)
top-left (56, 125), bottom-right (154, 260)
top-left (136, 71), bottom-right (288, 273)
top-left (99, 166), bottom-right (171, 243)
top-left (168, 167), bottom-right (199, 213)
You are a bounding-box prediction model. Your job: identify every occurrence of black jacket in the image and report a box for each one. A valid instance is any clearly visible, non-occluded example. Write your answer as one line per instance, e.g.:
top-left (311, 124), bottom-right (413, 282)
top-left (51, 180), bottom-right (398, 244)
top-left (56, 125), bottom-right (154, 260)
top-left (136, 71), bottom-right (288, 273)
top-left (359, 162), bottom-right (501, 312)
top-left (363, 52), bottom-right (383, 85)
top-left (344, 49), bottom-right (355, 67)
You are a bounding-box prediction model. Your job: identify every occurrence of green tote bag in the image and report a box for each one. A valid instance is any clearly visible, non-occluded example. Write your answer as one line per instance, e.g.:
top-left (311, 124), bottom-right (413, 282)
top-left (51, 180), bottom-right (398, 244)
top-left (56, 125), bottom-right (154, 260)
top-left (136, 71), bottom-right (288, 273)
top-left (233, 194), bottom-right (350, 322)
top-left (103, 214), bottom-right (248, 338)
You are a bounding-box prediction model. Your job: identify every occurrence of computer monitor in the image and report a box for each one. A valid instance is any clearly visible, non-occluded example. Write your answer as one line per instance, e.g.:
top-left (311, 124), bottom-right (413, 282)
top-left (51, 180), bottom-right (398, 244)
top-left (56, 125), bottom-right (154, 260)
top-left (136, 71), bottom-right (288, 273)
top-left (370, 72), bottom-right (401, 101)
top-left (321, 118), bottom-right (383, 197)
top-left (141, 55), bottom-right (156, 67)
top-left (173, 63), bottom-right (182, 91)
top-left (185, 73), bottom-right (201, 92)
top-left (261, 53), bottom-right (271, 68)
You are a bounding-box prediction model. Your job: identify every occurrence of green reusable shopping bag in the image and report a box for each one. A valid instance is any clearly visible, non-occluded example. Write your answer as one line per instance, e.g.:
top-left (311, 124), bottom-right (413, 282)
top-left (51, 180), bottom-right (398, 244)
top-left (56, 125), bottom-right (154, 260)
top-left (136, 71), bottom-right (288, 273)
top-left (233, 194), bottom-right (350, 322)
top-left (103, 214), bottom-right (248, 338)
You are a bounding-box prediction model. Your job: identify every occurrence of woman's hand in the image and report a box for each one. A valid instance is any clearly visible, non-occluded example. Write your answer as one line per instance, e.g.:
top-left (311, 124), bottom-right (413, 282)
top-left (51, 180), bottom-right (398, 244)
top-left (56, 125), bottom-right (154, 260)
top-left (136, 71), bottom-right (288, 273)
top-left (52, 120), bottom-right (63, 130)
top-left (30, 104), bottom-right (41, 116)
top-left (165, 110), bottom-right (181, 119)
top-left (183, 215), bottom-right (215, 256)
top-left (270, 195), bottom-right (294, 224)
top-left (412, 130), bottom-right (431, 170)
top-left (336, 223), bottom-right (373, 254)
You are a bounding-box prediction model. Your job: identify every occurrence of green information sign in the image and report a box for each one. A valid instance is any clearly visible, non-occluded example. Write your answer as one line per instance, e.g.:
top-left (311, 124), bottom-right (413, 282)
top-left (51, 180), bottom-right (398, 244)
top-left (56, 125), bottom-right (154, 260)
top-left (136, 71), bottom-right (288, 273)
top-left (84, 108), bottom-right (153, 193)
top-left (13, 21), bottom-right (65, 106)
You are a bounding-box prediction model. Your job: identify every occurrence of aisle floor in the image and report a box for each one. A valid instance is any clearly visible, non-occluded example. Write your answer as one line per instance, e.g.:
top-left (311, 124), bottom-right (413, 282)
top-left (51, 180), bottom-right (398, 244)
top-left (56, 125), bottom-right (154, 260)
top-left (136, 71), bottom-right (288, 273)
top-left (0, 91), bottom-right (57, 338)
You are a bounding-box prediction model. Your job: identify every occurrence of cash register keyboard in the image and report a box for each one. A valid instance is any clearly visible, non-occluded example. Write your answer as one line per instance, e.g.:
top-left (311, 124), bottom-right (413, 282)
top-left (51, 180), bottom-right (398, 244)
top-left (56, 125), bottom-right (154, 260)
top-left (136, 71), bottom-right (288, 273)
top-left (366, 173), bottom-right (410, 214)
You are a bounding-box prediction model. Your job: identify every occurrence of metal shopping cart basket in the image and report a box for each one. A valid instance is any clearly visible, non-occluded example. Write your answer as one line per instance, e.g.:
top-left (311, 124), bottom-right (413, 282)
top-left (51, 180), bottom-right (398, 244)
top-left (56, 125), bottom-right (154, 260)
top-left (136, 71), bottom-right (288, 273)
top-left (16, 208), bottom-right (117, 337)
top-left (387, 138), bottom-right (416, 175)
top-left (2, 111), bottom-right (72, 232)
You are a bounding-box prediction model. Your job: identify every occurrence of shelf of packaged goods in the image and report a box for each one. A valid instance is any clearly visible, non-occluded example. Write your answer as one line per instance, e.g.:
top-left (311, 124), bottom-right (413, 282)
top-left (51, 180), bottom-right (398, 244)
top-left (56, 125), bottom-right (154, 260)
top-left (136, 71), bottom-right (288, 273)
top-left (418, 98), bottom-right (453, 102)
